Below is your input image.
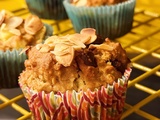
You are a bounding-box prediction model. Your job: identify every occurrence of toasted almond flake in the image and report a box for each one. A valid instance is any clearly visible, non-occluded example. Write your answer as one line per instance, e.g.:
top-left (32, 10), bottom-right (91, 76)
top-left (44, 36), bottom-right (58, 44)
top-left (19, 46), bottom-right (31, 55)
top-left (72, 45), bottom-right (82, 50)
top-left (45, 36), bottom-right (70, 46)
top-left (90, 44), bottom-right (113, 51)
top-left (0, 10), bottom-right (5, 25)
top-left (53, 43), bottom-right (71, 56)
top-left (24, 15), bottom-right (43, 35)
top-left (80, 28), bottom-right (97, 44)
top-left (5, 16), bottom-right (23, 28)
top-left (69, 33), bottom-right (90, 43)
top-left (6, 35), bottom-right (25, 49)
top-left (9, 28), bottom-right (21, 36)
top-left (51, 50), bottom-right (69, 56)
top-left (36, 43), bottom-right (43, 50)
top-left (39, 44), bottom-right (51, 53)
top-left (73, 0), bottom-right (87, 6)
top-left (0, 23), bottom-right (7, 30)
top-left (55, 46), bottom-right (74, 67)
top-left (0, 24), bottom-right (13, 41)
top-left (68, 35), bottom-right (86, 48)
top-left (85, 35), bottom-right (97, 44)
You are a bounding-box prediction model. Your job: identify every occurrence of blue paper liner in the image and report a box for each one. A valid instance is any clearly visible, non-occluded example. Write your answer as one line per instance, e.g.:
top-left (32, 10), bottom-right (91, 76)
top-left (63, 0), bottom-right (136, 40)
top-left (0, 49), bottom-right (27, 88)
top-left (25, 0), bottom-right (68, 20)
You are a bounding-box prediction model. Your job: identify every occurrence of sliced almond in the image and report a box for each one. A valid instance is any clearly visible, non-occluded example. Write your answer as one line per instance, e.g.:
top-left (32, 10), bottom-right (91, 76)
top-left (19, 46), bottom-right (31, 55)
top-left (39, 44), bottom-right (51, 53)
top-left (0, 10), bottom-right (5, 25)
top-left (69, 33), bottom-right (90, 43)
top-left (5, 16), bottom-right (23, 28)
top-left (0, 24), bottom-right (13, 41)
top-left (68, 34), bottom-right (86, 48)
top-left (36, 43), bottom-right (43, 50)
top-left (6, 35), bottom-right (26, 49)
top-left (24, 15), bottom-right (43, 35)
top-left (45, 36), bottom-right (69, 45)
top-left (55, 46), bottom-right (74, 67)
top-left (9, 28), bottom-right (21, 36)
top-left (53, 43), bottom-right (70, 56)
top-left (90, 44), bottom-right (113, 51)
top-left (73, 0), bottom-right (87, 6)
top-left (0, 23), bottom-right (7, 30)
top-left (80, 28), bottom-right (97, 44)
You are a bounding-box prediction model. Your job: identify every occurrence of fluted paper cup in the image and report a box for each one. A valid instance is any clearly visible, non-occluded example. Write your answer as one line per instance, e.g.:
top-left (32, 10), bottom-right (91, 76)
top-left (25, 0), bottom-right (68, 20)
top-left (19, 68), bottom-right (131, 119)
top-left (63, 0), bottom-right (136, 40)
top-left (0, 49), bottom-right (27, 88)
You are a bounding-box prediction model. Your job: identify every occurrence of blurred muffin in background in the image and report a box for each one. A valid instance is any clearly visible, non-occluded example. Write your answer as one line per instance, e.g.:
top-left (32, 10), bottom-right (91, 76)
top-left (0, 10), bottom-right (53, 88)
top-left (63, 0), bottom-right (136, 40)
top-left (25, 0), bottom-right (68, 20)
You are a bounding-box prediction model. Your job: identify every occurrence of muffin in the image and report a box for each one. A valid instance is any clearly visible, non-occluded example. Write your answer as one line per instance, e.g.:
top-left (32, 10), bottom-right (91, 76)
top-left (63, 0), bottom-right (136, 40)
top-left (19, 28), bottom-right (132, 119)
top-left (25, 0), bottom-right (68, 20)
top-left (0, 10), bottom-right (53, 88)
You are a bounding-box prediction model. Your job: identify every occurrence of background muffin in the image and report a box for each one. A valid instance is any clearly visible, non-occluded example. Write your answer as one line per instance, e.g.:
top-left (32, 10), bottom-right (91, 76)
top-left (0, 10), bottom-right (53, 88)
top-left (63, 0), bottom-right (136, 40)
top-left (19, 28), bottom-right (132, 119)
top-left (25, 0), bottom-right (68, 20)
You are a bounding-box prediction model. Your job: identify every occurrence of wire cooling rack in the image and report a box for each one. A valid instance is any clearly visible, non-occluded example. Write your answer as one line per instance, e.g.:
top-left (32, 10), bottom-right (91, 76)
top-left (0, 7), bottom-right (160, 120)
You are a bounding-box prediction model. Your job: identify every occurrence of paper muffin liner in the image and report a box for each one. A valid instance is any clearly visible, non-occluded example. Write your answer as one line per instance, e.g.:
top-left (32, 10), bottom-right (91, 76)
top-left (25, 0), bottom-right (68, 20)
top-left (0, 49), bottom-right (27, 88)
top-left (63, 0), bottom-right (136, 40)
top-left (0, 24), bottom-right (53, 89)
top-left (43, 23), bottom-right (53, 40)
top-left (19, 68), bottom-right (131, 119)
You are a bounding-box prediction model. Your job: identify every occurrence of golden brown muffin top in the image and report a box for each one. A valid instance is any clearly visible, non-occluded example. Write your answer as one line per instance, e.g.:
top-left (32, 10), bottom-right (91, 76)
top-left (19, 28), bottom-right (131, 93)
top-left (71, 0), bottom-right (127, 6)
top-left (0, 10), bottom-right (46, 51)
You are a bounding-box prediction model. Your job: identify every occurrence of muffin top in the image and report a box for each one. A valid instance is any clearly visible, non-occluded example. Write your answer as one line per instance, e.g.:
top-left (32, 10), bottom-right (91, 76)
top-left (71, 0), bottom-right (127, 6)
top-left (0, 10), bottom-right (46, 51)
top-left (19, 28), bottom-right (131, 93)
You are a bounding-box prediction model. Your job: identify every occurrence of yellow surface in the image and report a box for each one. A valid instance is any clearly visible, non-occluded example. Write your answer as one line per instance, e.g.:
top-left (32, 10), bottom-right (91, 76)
top-left (0, 0), bottom-right (160, 120)
top-left (0, 0), bottom-right (26, 11)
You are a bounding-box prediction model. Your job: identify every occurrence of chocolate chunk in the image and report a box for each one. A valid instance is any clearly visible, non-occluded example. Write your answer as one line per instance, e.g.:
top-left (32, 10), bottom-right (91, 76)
top-left (92, 35), bottom-right (105, 44)
top-left (111, 59), bottom-right (125, 74)
top-left (77, 50), bottom-right (97, 67)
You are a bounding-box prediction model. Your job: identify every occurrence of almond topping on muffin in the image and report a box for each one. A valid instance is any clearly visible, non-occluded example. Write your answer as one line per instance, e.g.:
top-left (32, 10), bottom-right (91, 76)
top-left (5, 16), bottom-right (23, 28)
top-left (24, 14), bottom-right (43, 35)
top-left (0, 10), bottom-right (47, 51)
top-left (42, 28), bottom-right (97, 66)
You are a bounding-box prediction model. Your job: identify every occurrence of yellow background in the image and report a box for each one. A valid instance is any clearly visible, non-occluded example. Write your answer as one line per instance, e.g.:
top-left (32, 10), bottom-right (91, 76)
top-left (0, 0), bottom-right (160, 14)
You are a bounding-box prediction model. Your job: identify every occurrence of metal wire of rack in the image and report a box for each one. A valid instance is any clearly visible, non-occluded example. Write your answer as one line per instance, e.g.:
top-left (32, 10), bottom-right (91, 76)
top-left (0, 6), bottom-right (160, 120)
